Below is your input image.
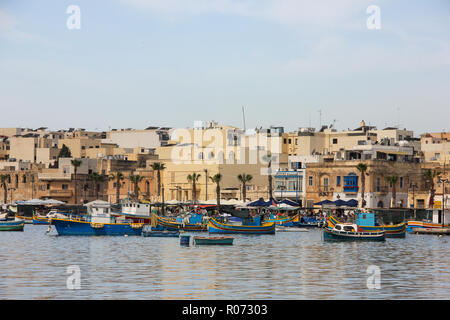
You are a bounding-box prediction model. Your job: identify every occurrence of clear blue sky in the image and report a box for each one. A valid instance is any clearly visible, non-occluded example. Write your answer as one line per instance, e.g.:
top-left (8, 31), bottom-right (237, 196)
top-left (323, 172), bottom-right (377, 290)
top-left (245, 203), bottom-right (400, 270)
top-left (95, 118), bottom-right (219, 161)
top-left (1, 0), bottom-right (449, 134)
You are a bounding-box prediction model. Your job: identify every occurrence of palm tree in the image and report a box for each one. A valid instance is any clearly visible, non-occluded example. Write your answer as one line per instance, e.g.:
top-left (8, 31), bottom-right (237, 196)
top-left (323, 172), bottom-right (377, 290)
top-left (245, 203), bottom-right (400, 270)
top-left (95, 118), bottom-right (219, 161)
top-left (356, 163), bottom-right (368, 208)
top-left (109, 171), bottom-right (125, 204)
top-left (187, 173), bottom-right (201, 203)
top-left (1, 174), bottom-right (10, 204)
top-left (423, 169), bottom-right (441, 208)
top-left (209, 173), bottom-right (222, 208)
top-left (71, 159), bottom-right (82, 204)
top-left (89, 172), bottom-right (107, 200)
top-left (129, 174), bottom-right (144, 200)
top-left (150, 162), bottom-right (166, 200)
top-left (237, 173), bottom-right (253, 201)
top-left (262, 152), bottom-right (276, 200)
top-left (386, 175), bottom-right (399, 208)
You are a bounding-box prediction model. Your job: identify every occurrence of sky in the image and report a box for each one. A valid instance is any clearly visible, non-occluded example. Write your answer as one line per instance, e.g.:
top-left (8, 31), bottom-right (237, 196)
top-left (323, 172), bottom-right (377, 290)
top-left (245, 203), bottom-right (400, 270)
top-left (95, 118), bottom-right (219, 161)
top-left (0, 0), bottom-right (449, 135)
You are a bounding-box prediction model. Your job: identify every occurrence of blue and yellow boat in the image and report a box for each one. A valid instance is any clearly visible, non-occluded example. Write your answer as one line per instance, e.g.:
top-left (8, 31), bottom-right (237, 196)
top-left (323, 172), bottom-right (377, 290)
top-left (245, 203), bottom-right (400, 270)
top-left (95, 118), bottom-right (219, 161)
top-left (208, 217), bottom-right (275, 235)
top-left (49, 200), bottom-right (144, 236)
top-left (265, 214), bottom-right (300, 225)
top-left (155, 213), bottom-right (207, 231)
top-left (0, 219), bottom-right (25, 231)
top-left (32, 213), bottom-right (50, 225)
top-left (328, 212), bottom-right (406, 238)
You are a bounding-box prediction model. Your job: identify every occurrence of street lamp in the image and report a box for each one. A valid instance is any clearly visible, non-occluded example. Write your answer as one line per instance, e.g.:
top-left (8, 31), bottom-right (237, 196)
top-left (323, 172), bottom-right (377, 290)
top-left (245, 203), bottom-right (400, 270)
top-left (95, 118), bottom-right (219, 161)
top-left (409, 182), bottom-right (418, 220)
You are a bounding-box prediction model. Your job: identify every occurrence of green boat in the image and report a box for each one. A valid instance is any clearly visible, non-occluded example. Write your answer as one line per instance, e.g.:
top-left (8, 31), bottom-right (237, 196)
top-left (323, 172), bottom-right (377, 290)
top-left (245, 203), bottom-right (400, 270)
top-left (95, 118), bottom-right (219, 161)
top-left (193, 236), bottom-right (234, 245)
top-left (0, 219), bottom-right (25, 231)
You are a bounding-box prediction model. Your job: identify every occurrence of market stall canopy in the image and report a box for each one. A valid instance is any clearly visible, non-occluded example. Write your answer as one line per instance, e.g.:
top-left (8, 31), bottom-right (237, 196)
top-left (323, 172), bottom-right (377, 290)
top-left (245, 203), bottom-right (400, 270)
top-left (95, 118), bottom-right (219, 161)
top-left (314, 200), bottom-right (334, 205)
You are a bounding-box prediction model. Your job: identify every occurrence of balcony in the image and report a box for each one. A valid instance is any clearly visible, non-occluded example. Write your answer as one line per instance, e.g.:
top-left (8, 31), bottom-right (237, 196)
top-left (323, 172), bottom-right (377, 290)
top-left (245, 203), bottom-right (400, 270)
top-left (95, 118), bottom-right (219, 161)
top-left (40, 189), bottom-right (73, 198)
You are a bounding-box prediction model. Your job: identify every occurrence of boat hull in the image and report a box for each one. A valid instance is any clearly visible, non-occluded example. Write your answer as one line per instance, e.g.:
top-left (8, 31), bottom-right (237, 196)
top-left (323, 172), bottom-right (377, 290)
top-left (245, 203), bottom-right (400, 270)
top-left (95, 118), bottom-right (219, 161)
top-left (51, 218), bottom-right (143, 236)
top-left (266, 214), bottom-right (300, 225)
top-left (323, 228), bottom-right (385, 241)
top-left (193, 236), bottom-right (234, 245)
top-left (33, 215), bottom-right (50, 225)
top-left (406, 221), bottom-right (449, 232)
top-left (329, 215), bottom-right (406, 238)
top-left (0, 220), bottom-right (25, 231)
top-left (142, 230), bottom-right (180, 237)
top-left (208, 218), bottom-right (275, 234)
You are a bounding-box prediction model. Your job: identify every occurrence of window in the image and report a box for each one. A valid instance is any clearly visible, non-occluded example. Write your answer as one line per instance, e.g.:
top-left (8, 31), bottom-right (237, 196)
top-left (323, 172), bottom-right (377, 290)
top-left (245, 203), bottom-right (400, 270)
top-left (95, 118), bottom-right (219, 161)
top-left (288, 139), bottom-right (292, 144)
top-left (343, 174), bottom-right (358, 193)
top-left (323, 177), bottom-right (329, 191)
top-left (332, 138), bottom-right (338, 144)
top-left (336, 176), bottom-right (341, 186)
top-left (308, 176), bottom-right (313, 186)
top-left (377, 178), bottom-right (381, 192)
top-left (283, 138), bottom-right (287, 144)
top-left (62, 184), bottom-right (69, 190)
top-left (335, 225), bottom-right (342, 230)
top-left (295, 139), bottom-right (298, 145)
top-left (400, 177), bottom-right (403, 188)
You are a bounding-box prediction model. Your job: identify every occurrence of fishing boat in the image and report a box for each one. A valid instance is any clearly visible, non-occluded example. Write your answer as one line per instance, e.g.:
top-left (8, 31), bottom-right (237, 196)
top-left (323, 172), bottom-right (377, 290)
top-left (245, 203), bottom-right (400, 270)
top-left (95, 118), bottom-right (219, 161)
top-left (328, 212), bottom-right (406, 238)
top-left (0, 218), bottom-right (25, 231)
top-left (265, 213), bottom-right (300, 225)
top-left (49, 200), bottom-right (144, 236)
top-left (406, 221), bottom-right (449, 232)
top-left (208, 216), bottom-right (275, 234)
top-left (323, 223), bottom-right (386, 241)
top-left (293, 216), bottom-right (326, 228)
top-left (32, 213), bottom-right (50, 225)
top-left (193, 236), bottom-right (234, 245)
top-left (155, 213), bottom-right (207, 231)
top-left (141, 225), bottom-right (180, 237)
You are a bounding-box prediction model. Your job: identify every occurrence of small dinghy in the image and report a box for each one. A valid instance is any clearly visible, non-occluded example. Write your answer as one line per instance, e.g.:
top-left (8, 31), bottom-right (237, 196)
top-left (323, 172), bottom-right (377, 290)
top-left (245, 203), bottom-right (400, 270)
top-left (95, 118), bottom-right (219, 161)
top-left (193, 236), bottom-right (234, 245)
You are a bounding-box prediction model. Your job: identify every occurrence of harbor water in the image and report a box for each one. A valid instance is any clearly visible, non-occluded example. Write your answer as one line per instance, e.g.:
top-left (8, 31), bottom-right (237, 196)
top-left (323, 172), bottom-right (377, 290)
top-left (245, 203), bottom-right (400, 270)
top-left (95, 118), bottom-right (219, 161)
top-left (1, 225), bottom-right (449, 299)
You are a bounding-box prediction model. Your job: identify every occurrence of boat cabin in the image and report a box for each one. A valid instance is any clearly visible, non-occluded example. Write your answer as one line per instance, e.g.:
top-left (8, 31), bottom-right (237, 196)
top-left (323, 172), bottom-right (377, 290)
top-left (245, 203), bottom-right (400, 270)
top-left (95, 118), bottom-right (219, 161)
top-left (333, 223), bottom-right (357, 232)
top-left (121, 201), bottom-right (151, 216)
top-left (85, 200), bottom-right (115, 224)
top-left (355, 211), bottom-right (377, 227)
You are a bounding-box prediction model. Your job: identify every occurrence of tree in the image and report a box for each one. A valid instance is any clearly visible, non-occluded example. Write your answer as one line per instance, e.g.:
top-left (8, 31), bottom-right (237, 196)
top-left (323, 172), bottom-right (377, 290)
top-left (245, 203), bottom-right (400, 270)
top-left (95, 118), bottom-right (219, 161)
top-left (1, 174), bottom-right (10, 204)
top-left (237, 173), bottom-right (253, 201)
top-left (262, 152), bottom-right (276, 200)
top-left (71, 159), bottom-right (82, 204)
top-left (58, 144), bottom-right (72, 158)
top-left (386, 175), bottom-right (399, 208)
top-left (356, 163), bottom-right (369, 208)
top-left (209, 173), bottom-right (222, 208)
top-left (187, 173), bottom-right (201, 203)
top-left (150, 162), bottom-right (166, 200)
top-left (89, 172), bottom-right (107, 200)
top-left (109, 171), bottom-right (125, 204)
top-left (129, 174), bottom-right (144, 200)
top-left (423, 169), bottom-right (441, 208)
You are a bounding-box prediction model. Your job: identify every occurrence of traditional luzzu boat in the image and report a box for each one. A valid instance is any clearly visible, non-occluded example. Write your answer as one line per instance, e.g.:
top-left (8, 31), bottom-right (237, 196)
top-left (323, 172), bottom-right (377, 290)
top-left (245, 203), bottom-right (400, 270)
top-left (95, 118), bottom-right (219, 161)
top-left (32, 213), bottom-right (50, 225)
top-left (208, 216), bottom-right (276, 235)
top-left (0, 218), bottom-right (25, 231)
top-left (406, 221), bottom-right (449, 232)
top-left (265, 213), bottom-right (300, 225)
top-left (49, 200), bottom-right (144, 236)
top-left (323, 222), bottom-right (386, 241)
top-left (193, 236), bottom-right (234, 245)
top-left (328, 212), bottom-right (406, 238)
top-left (292, 216), bottom-right (326, 228)
top-left (155, 213), bottom-right (207, 231)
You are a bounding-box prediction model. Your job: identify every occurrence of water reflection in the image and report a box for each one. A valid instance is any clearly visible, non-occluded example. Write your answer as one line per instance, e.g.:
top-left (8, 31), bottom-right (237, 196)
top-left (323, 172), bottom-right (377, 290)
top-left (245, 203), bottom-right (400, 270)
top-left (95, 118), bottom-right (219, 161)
top-left (0, 225), bottom-right (449, 299)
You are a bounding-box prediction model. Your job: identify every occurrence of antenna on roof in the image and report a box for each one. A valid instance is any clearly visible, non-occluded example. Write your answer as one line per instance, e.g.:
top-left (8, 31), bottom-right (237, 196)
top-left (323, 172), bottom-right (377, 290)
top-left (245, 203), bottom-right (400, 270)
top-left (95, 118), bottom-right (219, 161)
top-left (242, 106), bottom-right (246, 131)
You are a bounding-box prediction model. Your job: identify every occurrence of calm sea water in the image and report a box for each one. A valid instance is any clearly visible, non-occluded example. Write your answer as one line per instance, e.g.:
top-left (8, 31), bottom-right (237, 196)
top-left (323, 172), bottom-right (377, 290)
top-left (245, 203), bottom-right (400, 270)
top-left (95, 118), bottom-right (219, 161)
top-left (0, 225), bottom-right (449, 300)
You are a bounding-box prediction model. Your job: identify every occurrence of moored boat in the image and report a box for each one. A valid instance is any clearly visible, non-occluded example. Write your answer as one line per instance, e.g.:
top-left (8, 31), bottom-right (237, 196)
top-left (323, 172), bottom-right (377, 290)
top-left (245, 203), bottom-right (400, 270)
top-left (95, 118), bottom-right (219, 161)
top-left (328, 213), bottom-right (406, 238)
top-left (275, 226), bottom-right (308, 232)
top-left (49, 200), bottom-right (144, 236)
top-left (32, 213), bottom-right (50, 225)
top-left (193, 236), bottom-right (234, 245)
top-left (406, 220), bottom-right (449, 232)
top-left (265, 214), bottom-right (300, 225)
top-left (208, 217), bottom-right (275, 234)
top-left (155, 213), bottom-right (207, 231)
top-left (323, 223), bottom-right (385, 241)
top-left (0, 219), bottom-right (25, 231)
